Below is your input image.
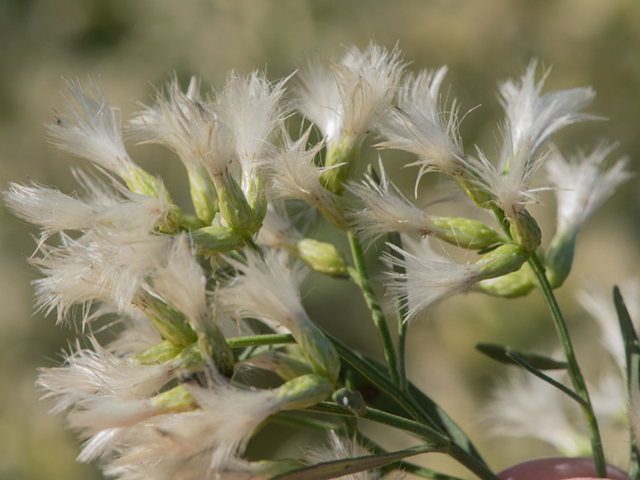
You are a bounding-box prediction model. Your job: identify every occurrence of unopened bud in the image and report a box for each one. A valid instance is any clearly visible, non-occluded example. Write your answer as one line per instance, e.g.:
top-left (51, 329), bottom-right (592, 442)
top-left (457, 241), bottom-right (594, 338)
top-left (139, 294), bottom-right (198, 346)
top-left (190, 225), bottom-right (243, 255)
top-left (332, 388), bottom-right (366, 416)
top-left (321, 133), bottom-right (361, 195)
top-left (244, 172), bottom-right (268, 235)
top-left (474, 263), bottom-right (535, 298)
top-left (430, 217), bottom-right (503, 250)
top-left (295, 238), bottom-right (349, 277)
top-left (297, 318), bottom-right (341, 384)
top-left (509, 210), bottom-right (542, 253)
top-left (197, 321), bottom-right (235, 379)
top-left (121, 164), bottom-right (183, 233)
top-left (244, 350), bottom-right (313, 380)
top-left (216, 175), bottom-right (252, 235)
top-left (274, 374), bottom-right (333, 410)
top-left (478, 244), bottom-right (528, 281)
top-left (132, 340), bottom-right (184, 365)
top-left (545, 227), bottom-right (578, 289)
top-left (187, 166), bottom-right (218, 225)
top-left (150, 385), bottom-right (196, 413)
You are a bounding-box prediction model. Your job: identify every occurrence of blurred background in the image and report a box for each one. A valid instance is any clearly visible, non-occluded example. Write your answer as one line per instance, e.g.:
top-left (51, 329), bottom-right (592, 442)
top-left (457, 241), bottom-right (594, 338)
top-left (1, 1), bottom-right (639, 478)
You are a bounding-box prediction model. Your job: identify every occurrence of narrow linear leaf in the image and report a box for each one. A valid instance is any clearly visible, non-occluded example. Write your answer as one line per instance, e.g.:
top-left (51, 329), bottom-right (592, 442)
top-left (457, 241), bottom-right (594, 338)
top-left (270, 443), bottom-right (443, 480)
top-left (476, 342), bottom-right (568, 370)
top-left (506, 352), bottom-right (587, 407)
top-left (614, 286), bottom-right (640, 480)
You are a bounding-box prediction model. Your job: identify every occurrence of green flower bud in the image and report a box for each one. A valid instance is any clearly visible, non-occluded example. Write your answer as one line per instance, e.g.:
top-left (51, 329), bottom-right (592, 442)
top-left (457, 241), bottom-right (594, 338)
top-left (253, 351), bottom-right (314, 380)
top-left (430, 216), bottom-right (503, 250)
top-left (190, 225), bottom-right (243, 255)
top-left (321, 133), bottom-right (361, 195)
top-left (216, 175), bottom-right (252, 235)
top-left (132, 340), bottom-right (185, 365)
top-left (332, 388), bottom-right (366, 416)
top-left (150, 385), bottom-right (196, 413)
top-left (474, 263), bottom-right (536, 298)
top-left (478, 244), bottom-right (529, 281)
top-left (120, 164), bottom-right (183, 233)
top-left (509, 210), bottom-right (542, 253)
top-left (545, 227), bottom-right (578, 289)
top-left (297, 318), bottom-right (341, 384)
top-left (187, 166), bottom-right (218, 225)
top-left (294, 238), bottom-right (349, 277)
top-left (197, 321), bottom-right (235, 378)
top-left (139, 294), bottom-right (198, 346)
top-left (274, 374), bottom-right (333, 410)
top-left (244, 172), bottom-right (268, 235)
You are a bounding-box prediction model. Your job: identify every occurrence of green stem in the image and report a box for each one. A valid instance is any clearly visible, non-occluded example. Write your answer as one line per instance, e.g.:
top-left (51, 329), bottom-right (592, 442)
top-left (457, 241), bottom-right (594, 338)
top-left (528, 253), bottom-right (607, 477)
top-left (326, 330), bottom-right (439, 430)
top-left (306, 403), bottom-right (499, 480)
top-left (347, 231), bottom-right (400, 387)
top-left (226, 333), bottom-right (295, 349)
top-left (388, 231), bottom-right (409, 391)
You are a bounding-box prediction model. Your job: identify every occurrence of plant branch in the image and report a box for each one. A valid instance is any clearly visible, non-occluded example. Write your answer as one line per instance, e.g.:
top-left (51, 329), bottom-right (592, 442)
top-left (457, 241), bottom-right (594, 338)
top-left (528, 253), bottom-right (606, 477)
top-left (347, 232), bottom-right (400, 387)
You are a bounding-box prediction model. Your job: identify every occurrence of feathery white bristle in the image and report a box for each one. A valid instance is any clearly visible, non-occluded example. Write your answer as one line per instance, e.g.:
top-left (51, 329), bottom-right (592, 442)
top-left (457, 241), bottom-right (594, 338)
top-left (547, 144), bottom-right (631, 232)
top-left (377, 66), bottom-right (467, 183)
top-left (296, 42), bottom-right (404, 146)
top-left (577, 278), bottom-right (640, 372)
top-left (47, 80), bottom-right (135, 177)
top-left (37, 337), bottom-right (179, 416)
top-left (383, 243), bottom-right (481, 321)
top-left (217, 248), bottom-right (307, 335)
top-left (268, 127), bottom-right (342, 219)
top-left (347, 161), bottom-right (435, 245)
top-left (217, 70), bottom-right (290, 171)
top-left (31, 229), bottom-right (172, 322)
top-left (151, 234), bottom-right (209, 329)
top-left (498, 59), bottom-right (598, 169)
top-left (481, 369), bottom-right (588, 456)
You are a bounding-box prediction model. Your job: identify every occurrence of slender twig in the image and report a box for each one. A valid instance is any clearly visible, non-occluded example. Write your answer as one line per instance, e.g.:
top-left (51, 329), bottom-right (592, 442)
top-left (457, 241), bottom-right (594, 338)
top-left (347, 232), bottom-right (400, 386)
top-left (506, 352), bottom-right (588, 407)
top-left (528, 253), bottom-right (606, 477)
top-left (387, 230), bottom-right (409, 391)
top-left (226, 333), bottom-right (295, 348)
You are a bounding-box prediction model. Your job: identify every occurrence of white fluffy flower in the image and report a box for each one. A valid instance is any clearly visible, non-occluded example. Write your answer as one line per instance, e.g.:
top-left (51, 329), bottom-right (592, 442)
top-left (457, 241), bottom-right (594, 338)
top-left (547, 144), bottom-right (631, 233)
top-left (383, 244), bottom-right (482, 321)
top-left (32, 229), bottom-right (172, 322)
top-left (577, 278), bottom-right (640, 372)
top-left (498, 59), bottom-right (597, 170)
top-left (4, 170), bottom-right (171, 238)
top-left (268, 128), bottom-right (345, 226)
top-left (151, 234), bottom-right (209, 329)
top-left (217, 70), bottom-right (290, 171)
top-left (217, 249), bottom-right (307, 334)
top-left (296, 42), bottom-right (404, 147)
top-left (377, 67), bottom-right (466, 182)
top-left (482, 369), bottom-right (589, 456)
top-left (347, 162), bottom-right (443, 245)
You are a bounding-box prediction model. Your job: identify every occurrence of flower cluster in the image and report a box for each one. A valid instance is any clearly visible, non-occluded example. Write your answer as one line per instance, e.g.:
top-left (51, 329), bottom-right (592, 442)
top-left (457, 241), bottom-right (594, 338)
top-left (5, 42), bottom-right (634, 480)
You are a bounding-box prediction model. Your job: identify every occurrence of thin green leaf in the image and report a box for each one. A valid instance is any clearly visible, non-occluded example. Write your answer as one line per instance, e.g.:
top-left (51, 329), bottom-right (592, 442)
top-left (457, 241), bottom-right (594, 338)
top-left (476, 342), bottom-right (569, 370)
top-left (506, 352), bottom-right (587, 407)
top-left (269, 444), bottom-right (444, 480)
top-left (614, 286), bottom-right (640, 480)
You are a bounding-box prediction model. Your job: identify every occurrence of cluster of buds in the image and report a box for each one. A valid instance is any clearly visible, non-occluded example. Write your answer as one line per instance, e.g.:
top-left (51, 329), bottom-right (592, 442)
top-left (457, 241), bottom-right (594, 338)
top-left (4, 42), bottom-right (632, 480)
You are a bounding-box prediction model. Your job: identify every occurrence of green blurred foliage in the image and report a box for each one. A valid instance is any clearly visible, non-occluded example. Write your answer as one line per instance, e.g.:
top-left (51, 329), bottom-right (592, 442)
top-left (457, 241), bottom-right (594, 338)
top-left (1, 1), bottom-right (639, 478)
